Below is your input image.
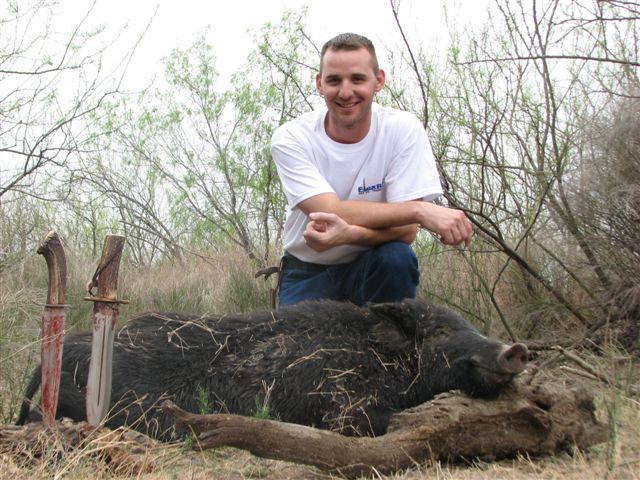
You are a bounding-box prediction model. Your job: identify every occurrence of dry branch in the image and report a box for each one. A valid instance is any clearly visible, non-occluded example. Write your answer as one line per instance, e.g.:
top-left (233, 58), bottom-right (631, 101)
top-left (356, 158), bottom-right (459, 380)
top-left (556, 347), bottom-right (639, 395)
top-left (163, 383), bottom-right (608, 478)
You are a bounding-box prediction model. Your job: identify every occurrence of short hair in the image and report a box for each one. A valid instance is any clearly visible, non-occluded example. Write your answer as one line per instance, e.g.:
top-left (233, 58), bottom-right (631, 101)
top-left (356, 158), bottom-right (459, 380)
top-left (319, 33), bottom-right (379, 74)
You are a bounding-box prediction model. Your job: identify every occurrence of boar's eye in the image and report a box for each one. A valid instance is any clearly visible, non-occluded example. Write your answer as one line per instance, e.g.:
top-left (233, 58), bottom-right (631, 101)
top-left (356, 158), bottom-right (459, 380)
top-left (424, 325), bottom-right (453, 342)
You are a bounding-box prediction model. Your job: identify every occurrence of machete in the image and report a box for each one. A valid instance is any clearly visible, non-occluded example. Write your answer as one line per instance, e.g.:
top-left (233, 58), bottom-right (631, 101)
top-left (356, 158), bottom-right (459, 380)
top-left (37, 231), bottom-right (68, 426)
top-left (84, 234), bottom-right (127, 426)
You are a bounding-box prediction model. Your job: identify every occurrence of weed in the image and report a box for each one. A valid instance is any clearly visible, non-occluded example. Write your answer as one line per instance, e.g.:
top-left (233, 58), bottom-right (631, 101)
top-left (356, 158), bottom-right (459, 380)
top-left (253, 379), bottom-right (276, 420)
top-left (196, 385), bottom-right (210, 415)
top-left (253, 395), bottom-right (271, 420)
top-left (181, 434), bottom-right (195, 453)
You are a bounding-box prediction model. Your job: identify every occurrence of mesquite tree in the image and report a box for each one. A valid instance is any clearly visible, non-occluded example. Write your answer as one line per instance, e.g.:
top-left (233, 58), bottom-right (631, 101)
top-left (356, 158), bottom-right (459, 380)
top-left (388, 0), bottom-right (639, 342)
top-left (0, 1), bottom-right (138, 270)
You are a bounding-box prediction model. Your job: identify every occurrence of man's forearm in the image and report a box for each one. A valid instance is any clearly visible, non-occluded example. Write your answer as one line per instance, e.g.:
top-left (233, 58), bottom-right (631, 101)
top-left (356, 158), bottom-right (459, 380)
top-left (299, 193), bottom-right (420, 229)
top-left (303, 212), bottom-right (418, 252)
top-left (348, 224), bottom-right (418, 246)
top-left (300, 192), bottom-right (472, 247)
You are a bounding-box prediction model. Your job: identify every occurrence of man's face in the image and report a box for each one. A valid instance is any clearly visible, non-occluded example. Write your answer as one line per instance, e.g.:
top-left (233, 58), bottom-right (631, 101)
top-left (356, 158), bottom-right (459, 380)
top-left (316, 47), bottom-right (385, 143)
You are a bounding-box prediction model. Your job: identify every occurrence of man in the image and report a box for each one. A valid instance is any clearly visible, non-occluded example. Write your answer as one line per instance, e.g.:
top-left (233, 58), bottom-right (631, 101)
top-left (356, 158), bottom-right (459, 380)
top-left (271, 33), bottom-right (472, 307)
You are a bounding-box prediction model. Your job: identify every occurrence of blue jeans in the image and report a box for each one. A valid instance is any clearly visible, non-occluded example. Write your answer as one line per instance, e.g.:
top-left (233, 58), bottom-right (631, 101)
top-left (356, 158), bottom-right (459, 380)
top-left (278, 241), bottom-right (419, 307)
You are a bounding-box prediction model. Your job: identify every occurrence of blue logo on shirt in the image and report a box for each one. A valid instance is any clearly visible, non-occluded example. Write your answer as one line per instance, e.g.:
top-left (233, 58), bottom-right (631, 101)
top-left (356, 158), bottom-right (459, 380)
top-left (358, 179), bottom-right (384, 195)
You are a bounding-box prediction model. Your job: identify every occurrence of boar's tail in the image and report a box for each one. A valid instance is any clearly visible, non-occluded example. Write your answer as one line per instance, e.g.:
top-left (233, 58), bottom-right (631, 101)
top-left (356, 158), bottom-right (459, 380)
top-left (15, 365), bottom-right (42, 425)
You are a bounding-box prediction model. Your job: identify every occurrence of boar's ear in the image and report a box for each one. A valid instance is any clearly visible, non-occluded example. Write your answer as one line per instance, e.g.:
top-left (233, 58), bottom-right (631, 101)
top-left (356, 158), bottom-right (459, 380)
top-left (369, 302), bottom-right (417, 336)
top-left (369, 320), bottom-right (413, 352)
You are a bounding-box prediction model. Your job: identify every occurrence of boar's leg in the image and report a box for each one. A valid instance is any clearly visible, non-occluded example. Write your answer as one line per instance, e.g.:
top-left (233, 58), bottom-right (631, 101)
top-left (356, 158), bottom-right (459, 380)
top-left (16, 367), bottom-right (42, 425)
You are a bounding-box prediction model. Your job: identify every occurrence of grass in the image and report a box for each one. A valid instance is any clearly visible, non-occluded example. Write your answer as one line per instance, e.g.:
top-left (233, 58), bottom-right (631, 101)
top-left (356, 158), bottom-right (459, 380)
top-left (196, 386), bottom-right (211, 415)
top-left (0, 246), bottom-right (638, 479)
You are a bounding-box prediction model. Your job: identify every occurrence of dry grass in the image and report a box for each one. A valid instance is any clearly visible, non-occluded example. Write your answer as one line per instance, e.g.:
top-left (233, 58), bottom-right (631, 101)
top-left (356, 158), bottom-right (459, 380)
top-left (119, 248), bottom-right (273, 316)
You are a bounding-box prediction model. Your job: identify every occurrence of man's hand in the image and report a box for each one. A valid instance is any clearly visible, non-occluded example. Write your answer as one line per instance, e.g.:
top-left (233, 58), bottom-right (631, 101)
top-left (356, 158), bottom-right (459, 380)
top-left (417, 202), bottom-right (473, 246)
top-left (303, 212), bottom-right (356, 252)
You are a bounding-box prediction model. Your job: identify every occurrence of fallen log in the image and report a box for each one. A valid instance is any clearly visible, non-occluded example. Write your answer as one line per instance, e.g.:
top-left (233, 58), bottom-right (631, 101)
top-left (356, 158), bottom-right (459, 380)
top-left (162, 382), bottom-right (608, 478)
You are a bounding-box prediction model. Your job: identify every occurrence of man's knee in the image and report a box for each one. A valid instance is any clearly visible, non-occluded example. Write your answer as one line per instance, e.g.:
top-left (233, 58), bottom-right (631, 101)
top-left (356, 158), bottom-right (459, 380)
top-left (278, 269), bottom-right (336, 306)
top-left (350, 242), bottom-right (419, 304)
top-left (370, 241), bottom-right (418, 275)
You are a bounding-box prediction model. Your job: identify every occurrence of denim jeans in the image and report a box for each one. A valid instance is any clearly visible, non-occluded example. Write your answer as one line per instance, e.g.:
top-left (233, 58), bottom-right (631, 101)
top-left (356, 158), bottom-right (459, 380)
top-left (278, 241), bottom-right (420, 307)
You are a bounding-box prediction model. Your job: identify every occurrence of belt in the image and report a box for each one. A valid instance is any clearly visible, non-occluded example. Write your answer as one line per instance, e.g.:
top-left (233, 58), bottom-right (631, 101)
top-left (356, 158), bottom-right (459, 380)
top-left (281, 254), bottom-right (329, 273)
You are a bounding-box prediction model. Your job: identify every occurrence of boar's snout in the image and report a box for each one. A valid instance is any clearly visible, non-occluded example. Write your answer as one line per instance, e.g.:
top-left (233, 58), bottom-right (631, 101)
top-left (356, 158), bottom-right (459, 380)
top-left (497, 343), bottom-right (529, 374)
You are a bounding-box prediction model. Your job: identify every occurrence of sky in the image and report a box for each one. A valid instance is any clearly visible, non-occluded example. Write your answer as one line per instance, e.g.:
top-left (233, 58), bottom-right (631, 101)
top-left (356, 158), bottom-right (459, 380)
top-left (1, 0), bottom-right (488, 177)
top-left (54, 0), bottom-right (489, 90)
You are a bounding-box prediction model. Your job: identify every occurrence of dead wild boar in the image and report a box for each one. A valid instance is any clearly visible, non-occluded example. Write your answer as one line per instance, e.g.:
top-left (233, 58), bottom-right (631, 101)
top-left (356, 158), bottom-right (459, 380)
top-left (17, 299), bottom-right (528, 439)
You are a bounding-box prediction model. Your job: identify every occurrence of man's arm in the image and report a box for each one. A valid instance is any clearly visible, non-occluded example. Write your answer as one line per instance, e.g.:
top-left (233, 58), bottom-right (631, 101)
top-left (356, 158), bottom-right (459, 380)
top-left (303, 212), bottom-right (417, 252)
top-left (298, 192), bottom-right (472, 248)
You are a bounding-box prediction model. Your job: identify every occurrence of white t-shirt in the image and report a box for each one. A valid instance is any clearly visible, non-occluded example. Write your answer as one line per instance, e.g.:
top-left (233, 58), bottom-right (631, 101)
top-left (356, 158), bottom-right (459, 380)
top-left (271, 103), bottom-right (443, 264)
